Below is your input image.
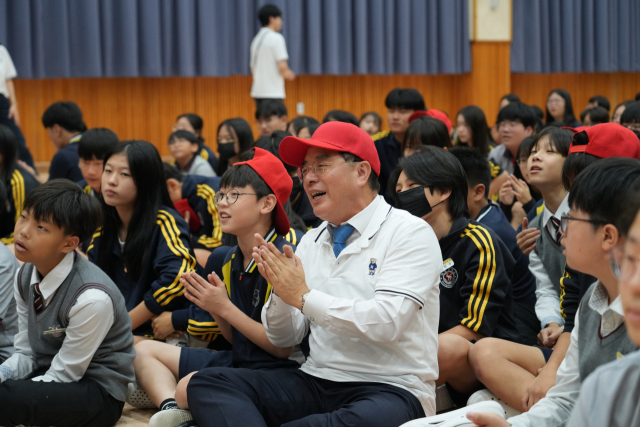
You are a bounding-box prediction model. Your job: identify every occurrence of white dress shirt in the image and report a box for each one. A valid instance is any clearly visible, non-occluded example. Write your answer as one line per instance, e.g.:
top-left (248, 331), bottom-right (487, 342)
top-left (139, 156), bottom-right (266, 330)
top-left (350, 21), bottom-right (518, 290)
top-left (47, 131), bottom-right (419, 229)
top-left (529, 193), bottom-right (570, 329)
top-left (262, 196), bottom-right (442, 416)
top-left (0, 252), bottom-right (114, 383)
top-left (509, 281), bottom-right (625, 427)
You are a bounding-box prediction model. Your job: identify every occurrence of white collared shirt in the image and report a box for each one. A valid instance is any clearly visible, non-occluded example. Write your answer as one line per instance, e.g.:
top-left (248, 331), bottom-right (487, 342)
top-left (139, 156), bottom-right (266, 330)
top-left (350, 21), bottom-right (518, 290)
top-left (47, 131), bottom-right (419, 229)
top-left (509, 281), bottom-right (625, 427)
top-left (0, 252), bottom-right (114, 383)
top-left (529, 193), bottom-right (570, 328)
top-left (262, 196), bottom-right (442, 416)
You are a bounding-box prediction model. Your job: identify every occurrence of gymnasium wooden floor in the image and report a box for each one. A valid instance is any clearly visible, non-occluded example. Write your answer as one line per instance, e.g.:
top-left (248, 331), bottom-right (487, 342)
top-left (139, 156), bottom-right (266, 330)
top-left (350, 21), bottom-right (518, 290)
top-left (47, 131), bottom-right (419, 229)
top-left (116, 404), bottom-right (156, 426)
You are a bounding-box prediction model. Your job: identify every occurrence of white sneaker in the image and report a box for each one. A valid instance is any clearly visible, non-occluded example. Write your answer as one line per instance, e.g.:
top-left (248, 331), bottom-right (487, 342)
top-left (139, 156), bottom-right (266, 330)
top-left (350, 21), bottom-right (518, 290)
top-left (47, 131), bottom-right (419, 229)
top-left (436, 385), bottom-right (456, 413)
top-left (467, 389), bottom-right (521, 418)
top-left (149, 408), bottom-right (194, 427)
top-left (400, 401), bottom-right (505, 426)
top-left (126, 382), bottom-right (156, 409)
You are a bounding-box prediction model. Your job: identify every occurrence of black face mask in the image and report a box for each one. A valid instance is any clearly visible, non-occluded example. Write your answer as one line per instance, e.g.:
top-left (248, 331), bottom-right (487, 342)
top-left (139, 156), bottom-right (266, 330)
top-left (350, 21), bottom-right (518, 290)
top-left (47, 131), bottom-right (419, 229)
top-left (290, 176), bottom-right (303, 202)
top-left (218, 141), bottom-right (237, 159)
top-left (397, 186), bottom-right (442, 218)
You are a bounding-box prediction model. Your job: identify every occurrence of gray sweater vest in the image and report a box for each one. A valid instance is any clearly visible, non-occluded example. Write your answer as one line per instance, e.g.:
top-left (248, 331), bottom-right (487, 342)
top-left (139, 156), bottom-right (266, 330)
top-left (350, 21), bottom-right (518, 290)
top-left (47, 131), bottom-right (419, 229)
top-left (18, 255), bottom-right (136, 401)
top-left (578, 283), bottom-right (638, 381)
top-left (530, 213), bottom-right (565, 296)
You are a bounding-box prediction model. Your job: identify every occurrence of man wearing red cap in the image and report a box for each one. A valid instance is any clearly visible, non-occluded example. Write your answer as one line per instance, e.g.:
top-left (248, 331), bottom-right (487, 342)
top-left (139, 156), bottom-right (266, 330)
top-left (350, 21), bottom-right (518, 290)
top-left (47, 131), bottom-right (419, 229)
top-left (181, 122), bottom-right (443, 426)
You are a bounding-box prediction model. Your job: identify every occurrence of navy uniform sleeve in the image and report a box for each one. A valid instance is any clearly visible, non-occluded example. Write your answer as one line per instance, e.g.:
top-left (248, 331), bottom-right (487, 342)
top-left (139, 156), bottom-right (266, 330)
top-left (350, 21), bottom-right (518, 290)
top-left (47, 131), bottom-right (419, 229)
top-left (560, 265), bottom-right (597, 333)
top-left (85, 229), bottom-right (102, 263)
top-left (143, 210), bottom-right (197, 315)
top-left (48, 149), bottom-right (82, 181)
top-left (172, 303), bottom-right (221, 341)
top-left (459, 224), bottom-right (515, 337)
top-left (192, 182), bottom-right (223, 250)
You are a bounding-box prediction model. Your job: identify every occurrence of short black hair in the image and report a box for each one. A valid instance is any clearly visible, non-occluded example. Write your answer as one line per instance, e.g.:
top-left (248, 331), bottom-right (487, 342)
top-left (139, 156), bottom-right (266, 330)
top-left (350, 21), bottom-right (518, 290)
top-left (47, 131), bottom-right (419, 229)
top-left (403, 117), bottom-right (451, 153)
top-left (569, 158), bottom-right (640, 236)
top-left (177, 113), bottom-right (203, 132)
top-left (517, 135), bottom-right (536, 164)
top-left (255, 99), bottom-right (288, 120)
top-left (531, 127), bottom-right (572, 157)
top-left (288, 116), bottom-right (319, 136)
top-left (41, 101), bottom-right (87, 133)
top-left (254, 130), bottom-right (297, 174)
top-left (636, 92), bottom-right (640, 102)
top-left (306, 123), bottom-right (320, 136)
top-left (501, 93), bottom-right (521, 105)
top-left (323, 110), bottom-right (359, 126)
top-left (258, 4), bottom-right (282, 26)
top-left (163, 162), bottom-right (185, 183)
top-left (339, 152), bottom-right (380, 192)
top-left (449, 146), bottom-right (491, 199)
top-left (169, 130), bottom-right (199, 145)
top-left (621, 103), bottom-right (640, 125)
top-left (0, 180), bottom-right (6, 210)
top-left (496, 102), bottom-right (538, 130)
top-left (580, 106), bottom-right (609, 125)
top-left (390, 146), bottom-right (469, 219)
top-left (588, 95), bottom-right (610, 112)
top-left (23, 179), bottom-right (102, 243)
top-left (77, 128), bottom-right (119, 161)
top-left (385, 88), bottom-right (426, 111)
top-left (359, 112), bottom-right (382, 128)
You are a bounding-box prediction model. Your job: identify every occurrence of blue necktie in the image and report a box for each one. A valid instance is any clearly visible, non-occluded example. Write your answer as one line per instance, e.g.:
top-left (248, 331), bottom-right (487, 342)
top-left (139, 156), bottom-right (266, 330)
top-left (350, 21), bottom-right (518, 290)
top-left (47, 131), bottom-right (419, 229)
top-left (332, 224), bottom-right (355, 258)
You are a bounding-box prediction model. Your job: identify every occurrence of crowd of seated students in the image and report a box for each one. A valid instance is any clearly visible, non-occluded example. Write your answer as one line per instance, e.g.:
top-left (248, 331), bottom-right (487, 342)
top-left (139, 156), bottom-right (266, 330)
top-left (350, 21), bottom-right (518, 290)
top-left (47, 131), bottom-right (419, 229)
top-left (1, 83), bottom-right (640, 427)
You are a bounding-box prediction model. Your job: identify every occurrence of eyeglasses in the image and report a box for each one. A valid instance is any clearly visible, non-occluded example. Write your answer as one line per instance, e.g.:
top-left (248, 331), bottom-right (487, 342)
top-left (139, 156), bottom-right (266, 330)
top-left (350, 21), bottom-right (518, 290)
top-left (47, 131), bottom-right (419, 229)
top-left (215, 189), bottom-right (257, 205)
top-left (610, 246), bottom-right (640, 281)
top-left (559, 213), bottom-right (607, 234)
top-left (299, 159), bottom-right (349, 180)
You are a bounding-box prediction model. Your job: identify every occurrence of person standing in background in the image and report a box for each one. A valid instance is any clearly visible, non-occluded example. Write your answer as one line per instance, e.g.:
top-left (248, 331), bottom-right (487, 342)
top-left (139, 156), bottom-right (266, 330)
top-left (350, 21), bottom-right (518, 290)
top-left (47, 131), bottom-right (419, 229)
top-left (0, 44), bottom-right (35, 169)
top-left (250, 4), bottom-right (295, 109)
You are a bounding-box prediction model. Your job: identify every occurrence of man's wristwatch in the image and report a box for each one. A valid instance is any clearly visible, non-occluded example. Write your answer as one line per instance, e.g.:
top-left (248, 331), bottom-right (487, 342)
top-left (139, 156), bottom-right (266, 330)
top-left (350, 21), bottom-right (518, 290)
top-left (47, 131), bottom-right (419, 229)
top-left (300, 290), bottom-right (311, 313)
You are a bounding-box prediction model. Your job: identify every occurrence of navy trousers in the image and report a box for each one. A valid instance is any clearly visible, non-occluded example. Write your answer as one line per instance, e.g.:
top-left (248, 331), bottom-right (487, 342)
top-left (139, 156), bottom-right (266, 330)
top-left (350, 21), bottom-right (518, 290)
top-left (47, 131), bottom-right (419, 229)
top-left (0, 94), bottom-right (35, 168)
top-left (187, 367), bottom-right (425, 427)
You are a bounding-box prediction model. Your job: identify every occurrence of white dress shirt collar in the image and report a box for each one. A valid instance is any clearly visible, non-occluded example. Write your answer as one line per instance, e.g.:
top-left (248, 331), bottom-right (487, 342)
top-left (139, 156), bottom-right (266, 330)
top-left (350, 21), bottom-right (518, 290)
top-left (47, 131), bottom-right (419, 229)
top-left (588, 281), bottom-right (624, 317)
top-left (542, 192), bottom-right (570, 225)
top-left (31, 251), bottom-right (75, 303)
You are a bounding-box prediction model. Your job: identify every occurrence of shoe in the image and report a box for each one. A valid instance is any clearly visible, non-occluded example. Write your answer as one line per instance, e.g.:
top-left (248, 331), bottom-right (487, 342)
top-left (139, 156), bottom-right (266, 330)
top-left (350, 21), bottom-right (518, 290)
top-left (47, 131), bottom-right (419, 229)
top-left (436, 384), bottom-right (456, 413)
top-left (399, 401), bottom-right (505, 426)
top-left (467, 389), bottom-right (521, 418)
top-left (126, 382), bottom-right (156, 409)
top-left (149, 408), bottom-right (194, 427)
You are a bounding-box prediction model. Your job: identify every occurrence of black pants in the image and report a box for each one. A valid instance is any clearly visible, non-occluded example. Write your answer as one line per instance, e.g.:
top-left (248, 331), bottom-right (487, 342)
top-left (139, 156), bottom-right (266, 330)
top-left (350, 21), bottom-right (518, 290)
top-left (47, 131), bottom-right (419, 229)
top-left (187, 367), bottom-right (425, 427)
top-left (0, 377), bottom-right (124, 427)
top-left (513, 298), bottom-right (540, 346)
top-left (0, 94), bottom-right (35, 168)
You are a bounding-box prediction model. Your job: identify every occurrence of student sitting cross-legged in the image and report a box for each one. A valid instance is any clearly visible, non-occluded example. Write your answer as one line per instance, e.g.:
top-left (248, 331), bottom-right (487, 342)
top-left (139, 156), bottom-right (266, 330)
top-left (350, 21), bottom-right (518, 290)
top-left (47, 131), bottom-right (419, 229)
top-left (87, 140), bottom-right (197, 342)
top-left (0, 180), bottom-right (135, 427)
top-left (137, 147), bottom-right (301, 427)
top-left (163, 163), bottom-right (223, 267)
top-left (390, 145), bottom-right (521, 403)
top-left (467, 158), bottom-right (640, 427)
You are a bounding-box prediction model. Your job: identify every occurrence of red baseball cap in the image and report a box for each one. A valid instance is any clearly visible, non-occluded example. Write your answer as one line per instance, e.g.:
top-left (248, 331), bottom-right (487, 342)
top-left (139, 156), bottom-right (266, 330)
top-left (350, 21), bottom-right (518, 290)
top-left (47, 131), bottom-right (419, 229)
top-left (279, 121), bottom-right (381, 175)
top-left (408, 109), bottom-right (453, 134)
top-left (568, 123), bottom-right (640, 159)
top-left (233, 147), bottom-right (292, 235)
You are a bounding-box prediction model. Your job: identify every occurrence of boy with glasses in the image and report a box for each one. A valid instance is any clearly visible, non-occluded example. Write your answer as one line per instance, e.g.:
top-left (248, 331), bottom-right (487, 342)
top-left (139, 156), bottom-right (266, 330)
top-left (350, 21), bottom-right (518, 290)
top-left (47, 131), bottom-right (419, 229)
top-left (467, 157), bottom-right (640, 427)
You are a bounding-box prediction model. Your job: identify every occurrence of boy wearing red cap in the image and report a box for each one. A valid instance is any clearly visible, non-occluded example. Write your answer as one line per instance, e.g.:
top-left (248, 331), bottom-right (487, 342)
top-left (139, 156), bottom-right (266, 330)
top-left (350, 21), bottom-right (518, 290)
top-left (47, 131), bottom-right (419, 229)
top-left (180, 121), bottom-right (442, 427)
top-left (137, 148), bottom-right (302, 427)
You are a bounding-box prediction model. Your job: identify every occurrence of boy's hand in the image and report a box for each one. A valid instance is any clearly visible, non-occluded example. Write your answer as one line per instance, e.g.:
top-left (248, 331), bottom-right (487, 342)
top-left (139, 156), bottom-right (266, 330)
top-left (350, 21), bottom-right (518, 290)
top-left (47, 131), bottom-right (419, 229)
top-left (522, 364), bottom-right (556, 410)
top-left (151, 311), bottom-right (175, 340)
top-left (538, 323), bottom-right (563, 348)
top-left (466, 412), bottom-right (510, 426)
top-left (181, 271), bottom-right (231, 317)
top-left (253, 233), bottom-right (309, 310)
top-left (517, 217), bottom-right (539, 255)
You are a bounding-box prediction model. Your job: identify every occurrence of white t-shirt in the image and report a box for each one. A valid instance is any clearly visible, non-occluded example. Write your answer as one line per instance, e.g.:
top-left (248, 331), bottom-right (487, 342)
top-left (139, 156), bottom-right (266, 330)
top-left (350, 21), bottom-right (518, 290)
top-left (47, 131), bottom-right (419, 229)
top-left (0, 45), bottom-right (18, 98)
top-left (250, 27), bottom-right (289, 99)
top-left (262, 196), bottom-right (442, 416)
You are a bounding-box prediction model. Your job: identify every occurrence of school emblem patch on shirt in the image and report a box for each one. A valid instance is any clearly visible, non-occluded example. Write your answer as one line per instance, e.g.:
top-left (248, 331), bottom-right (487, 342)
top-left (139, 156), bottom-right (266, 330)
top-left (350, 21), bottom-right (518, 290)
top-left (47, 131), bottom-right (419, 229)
top-left (369, 258), bottom-right (378, 276)
top-left (440, 259), bottom-right (458, 288)
top-left (43, 325), bottom-right (66, 337)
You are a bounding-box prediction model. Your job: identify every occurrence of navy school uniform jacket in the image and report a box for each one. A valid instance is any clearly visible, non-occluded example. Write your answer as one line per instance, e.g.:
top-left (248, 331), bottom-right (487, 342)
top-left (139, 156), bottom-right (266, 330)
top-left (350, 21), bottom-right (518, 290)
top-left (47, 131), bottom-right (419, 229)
top-left (173, 229), bottom-right (302, 351)
top-left (199, 144), bottom-right (219, 172)
top-left (48, 135), bottom-right (83, 182)
top-left (476, 202), bottom-right (536, 306)
top-left (560, 265), bottom-right (596, 333)
top-left (181, 174), bottom-right (223, 250)
top-left (0, 165), bottom-right (40, 244)
top-left (75, 179), bottom-right (98, 253)
top-left (87, 206), bottom-right (197, 336)
top-left (438, 217), bottom-right (521, 342)
top-left (372, 130), bottom-right (401, 206)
